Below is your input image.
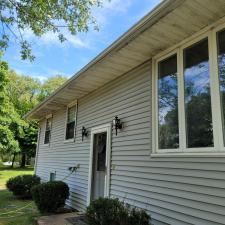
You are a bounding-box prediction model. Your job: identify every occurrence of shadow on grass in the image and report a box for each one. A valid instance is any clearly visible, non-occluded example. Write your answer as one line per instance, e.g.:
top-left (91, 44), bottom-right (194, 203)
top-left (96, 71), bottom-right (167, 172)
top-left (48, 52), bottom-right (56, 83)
top-left (0, 166), bottom-right (34, 172)
top-left (0, 190), bottom-right (39, 225)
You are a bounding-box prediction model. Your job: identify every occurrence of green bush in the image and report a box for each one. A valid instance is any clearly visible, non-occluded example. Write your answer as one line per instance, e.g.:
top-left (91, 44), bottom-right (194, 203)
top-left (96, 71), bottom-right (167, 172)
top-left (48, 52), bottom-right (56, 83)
top-left (128, 207), bottom-right (151, 225)
top-left (86, 197), bottom-right (152, 225)
top-left (6, 174), bottom-right (40, 198)
top-left (31, 181), bottom-right (69, 213)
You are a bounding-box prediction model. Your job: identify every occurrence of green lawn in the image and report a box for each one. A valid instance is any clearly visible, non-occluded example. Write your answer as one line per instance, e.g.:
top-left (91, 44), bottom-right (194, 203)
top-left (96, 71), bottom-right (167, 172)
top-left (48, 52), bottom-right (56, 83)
top-left (0, 166), bottom-right (34, 189)
top-left (0, 165), bottom-right (40, 225)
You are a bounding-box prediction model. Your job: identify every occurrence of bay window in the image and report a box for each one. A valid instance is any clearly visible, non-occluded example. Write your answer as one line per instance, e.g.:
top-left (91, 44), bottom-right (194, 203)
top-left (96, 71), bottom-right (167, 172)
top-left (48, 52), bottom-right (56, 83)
top-left (153, 25), bottom-right (225, 154)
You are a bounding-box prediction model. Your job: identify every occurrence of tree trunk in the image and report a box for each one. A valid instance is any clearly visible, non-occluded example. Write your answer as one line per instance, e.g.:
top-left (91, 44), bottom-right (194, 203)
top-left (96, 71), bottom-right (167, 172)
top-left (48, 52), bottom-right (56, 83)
top-left (11, 153), bottom-right (16, 168)
top-left (20, 153), bottom-right (26, 168)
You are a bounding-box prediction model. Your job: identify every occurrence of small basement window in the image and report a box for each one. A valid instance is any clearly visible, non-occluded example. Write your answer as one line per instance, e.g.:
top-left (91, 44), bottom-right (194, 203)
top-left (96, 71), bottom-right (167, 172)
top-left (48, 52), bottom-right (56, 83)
top-left (65, 104), bottom-right (77, 140)
top-left (49, 172), bottom-right (56, 181)
top-left (44, 117), bottom-right (52, 144)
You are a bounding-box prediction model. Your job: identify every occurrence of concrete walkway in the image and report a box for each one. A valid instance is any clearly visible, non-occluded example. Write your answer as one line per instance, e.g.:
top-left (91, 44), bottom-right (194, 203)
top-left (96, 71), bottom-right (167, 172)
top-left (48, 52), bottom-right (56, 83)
top-left (37, 212), bottom-right (81, 225)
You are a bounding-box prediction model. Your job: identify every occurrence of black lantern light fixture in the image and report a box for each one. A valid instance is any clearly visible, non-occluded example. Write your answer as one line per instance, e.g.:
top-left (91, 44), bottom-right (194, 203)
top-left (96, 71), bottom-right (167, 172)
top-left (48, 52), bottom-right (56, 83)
top-left (113, 116), bottom-right (123, 136)
top-left (82, 126), bottom-right (88, 141)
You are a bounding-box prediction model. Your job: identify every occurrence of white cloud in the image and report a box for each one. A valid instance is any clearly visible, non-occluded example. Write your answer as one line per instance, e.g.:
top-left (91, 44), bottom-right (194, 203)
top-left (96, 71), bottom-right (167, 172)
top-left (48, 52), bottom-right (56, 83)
top-left (40, 31), bottom-right (90, 49)
top-left (102, 0), bottom-right (132, 12)
top-left (93, 0), bottom-right (132, 26)
top-left (22, 29), bottom-right (90, 49)
top-left (32, 75), bottom-right (48, 83)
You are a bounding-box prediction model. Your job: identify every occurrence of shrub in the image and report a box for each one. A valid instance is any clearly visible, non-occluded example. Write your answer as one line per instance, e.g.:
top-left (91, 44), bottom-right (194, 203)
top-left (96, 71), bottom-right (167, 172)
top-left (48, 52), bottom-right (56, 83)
top-left (128, 207), bottom-right (151, 225)
top-left (6, 174), bottom-right (40, 198)
top-left (86, 198), bottom-right (128, 225)
top-left (86, 197), bottom-right (152, 225)
top-left (31, 181), bottom-right (69, 213)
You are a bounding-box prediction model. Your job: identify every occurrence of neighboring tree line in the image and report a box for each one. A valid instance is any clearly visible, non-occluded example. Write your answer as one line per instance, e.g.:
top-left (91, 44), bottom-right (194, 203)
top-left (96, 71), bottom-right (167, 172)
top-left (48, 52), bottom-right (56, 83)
top-left (0, 57), bottom-right (67, 167)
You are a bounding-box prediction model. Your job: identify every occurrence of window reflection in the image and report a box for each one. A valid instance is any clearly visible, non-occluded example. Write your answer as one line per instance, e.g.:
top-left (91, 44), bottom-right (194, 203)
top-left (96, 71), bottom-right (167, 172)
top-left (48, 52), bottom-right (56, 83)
top-left (158, 54), bottom-right (179, 149)
top-left (184, 39), bottom-right (214, 148)
top-left (217, 29), bottom-right (225, 145)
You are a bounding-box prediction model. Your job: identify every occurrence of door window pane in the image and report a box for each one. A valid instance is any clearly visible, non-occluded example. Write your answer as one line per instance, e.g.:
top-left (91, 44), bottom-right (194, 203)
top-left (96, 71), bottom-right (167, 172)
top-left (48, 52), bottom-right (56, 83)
top-left (94, 133), bottom-right (106, 171)
top-left (158, 54), bottom-right (179, 149)
top-left (184, 39), bottom-right (213, 148)
top-left (217, 29), bottom-right (225, 145)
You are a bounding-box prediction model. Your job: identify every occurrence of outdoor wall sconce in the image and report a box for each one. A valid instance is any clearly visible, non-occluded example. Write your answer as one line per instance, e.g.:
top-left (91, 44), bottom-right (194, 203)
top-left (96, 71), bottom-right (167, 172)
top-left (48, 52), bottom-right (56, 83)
top-left (82, 126), bottom-right (88, 141)
top-left (113, 116), bottom-right (123, 136)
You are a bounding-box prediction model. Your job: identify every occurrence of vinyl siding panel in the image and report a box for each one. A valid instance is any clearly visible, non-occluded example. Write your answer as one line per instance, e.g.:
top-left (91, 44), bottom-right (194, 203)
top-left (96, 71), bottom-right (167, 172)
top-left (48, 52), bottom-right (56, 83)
top-left (36, 61), bottom-right (225, 224)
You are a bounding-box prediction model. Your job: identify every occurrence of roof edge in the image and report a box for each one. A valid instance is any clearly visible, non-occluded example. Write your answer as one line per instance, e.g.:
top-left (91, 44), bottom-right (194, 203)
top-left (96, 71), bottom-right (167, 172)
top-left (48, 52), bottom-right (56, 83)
top-left (24, 0), bottom-right (183, 120)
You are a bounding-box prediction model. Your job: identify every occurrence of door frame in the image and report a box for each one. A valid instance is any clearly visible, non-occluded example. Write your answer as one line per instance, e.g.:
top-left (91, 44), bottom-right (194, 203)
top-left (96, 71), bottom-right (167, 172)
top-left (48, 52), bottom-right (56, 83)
top-left (87, 123), bottom-right (112, 205)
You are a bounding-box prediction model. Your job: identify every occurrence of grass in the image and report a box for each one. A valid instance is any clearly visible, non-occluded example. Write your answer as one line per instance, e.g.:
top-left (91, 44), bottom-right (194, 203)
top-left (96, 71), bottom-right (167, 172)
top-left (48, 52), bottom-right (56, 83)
top-left (0, 165), bottom-right (40, 225)
top-left (0, 165), bottom-right (34, 189)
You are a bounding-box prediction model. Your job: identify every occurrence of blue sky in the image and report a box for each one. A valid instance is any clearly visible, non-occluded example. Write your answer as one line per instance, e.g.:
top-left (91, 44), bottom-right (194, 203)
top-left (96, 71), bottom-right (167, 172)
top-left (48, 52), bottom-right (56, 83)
top-left (3, 0), bottom-right (161, 82)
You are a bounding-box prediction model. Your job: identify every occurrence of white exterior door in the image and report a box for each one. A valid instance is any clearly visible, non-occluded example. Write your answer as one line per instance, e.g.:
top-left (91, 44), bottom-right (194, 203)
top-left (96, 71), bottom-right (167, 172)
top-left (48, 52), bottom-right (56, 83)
top-left (87, 124), bottom-right (111, 205)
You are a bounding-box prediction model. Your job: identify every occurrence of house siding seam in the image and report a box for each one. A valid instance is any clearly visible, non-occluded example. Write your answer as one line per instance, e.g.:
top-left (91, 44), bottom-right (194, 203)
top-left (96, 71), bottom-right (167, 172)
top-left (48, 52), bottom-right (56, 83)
top-left (35, 61), bottom-right (225, 225)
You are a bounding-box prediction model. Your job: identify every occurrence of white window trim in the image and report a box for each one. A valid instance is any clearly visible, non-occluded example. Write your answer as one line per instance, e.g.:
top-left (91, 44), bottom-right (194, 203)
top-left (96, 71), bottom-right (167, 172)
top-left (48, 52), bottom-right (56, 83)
top-left (64, 100), bottom-right (78, 143)
top-left (43, 114), bottom-right (53, 146)
top-left (152, 21), bottom-right (225, 156)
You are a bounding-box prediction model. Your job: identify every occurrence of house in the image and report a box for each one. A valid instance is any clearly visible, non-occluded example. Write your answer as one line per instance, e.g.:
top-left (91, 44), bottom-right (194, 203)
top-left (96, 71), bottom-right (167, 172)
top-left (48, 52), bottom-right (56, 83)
top-left (25, 0), bottom-right (225, 224)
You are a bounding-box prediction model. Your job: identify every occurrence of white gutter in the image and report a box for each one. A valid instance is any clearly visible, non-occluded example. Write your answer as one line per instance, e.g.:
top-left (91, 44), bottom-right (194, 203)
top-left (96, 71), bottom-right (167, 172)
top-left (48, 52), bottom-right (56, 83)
top-left (24, 0), bottom-right (184, 120)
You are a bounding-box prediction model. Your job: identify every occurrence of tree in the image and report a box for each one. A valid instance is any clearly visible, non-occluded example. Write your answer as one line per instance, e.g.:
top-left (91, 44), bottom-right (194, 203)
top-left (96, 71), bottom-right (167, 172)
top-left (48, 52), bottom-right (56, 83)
top-left (0, 58), bottom-right (25, 166)
top-left (38, 75), bottom-right (68, 101)
top-left (17, 122), bottom-right (38, 167)
top-left (5, 71), bottom-right (67, 167)
top-left (6, 71), bottom-right (40, 115)
top-left (0, 0), bottom-right (103, 61)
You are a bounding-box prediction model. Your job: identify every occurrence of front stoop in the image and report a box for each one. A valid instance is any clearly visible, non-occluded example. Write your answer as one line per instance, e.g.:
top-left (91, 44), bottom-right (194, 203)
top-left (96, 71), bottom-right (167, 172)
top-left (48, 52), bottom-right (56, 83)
top-left (37, 212), bottom-right (81, 225)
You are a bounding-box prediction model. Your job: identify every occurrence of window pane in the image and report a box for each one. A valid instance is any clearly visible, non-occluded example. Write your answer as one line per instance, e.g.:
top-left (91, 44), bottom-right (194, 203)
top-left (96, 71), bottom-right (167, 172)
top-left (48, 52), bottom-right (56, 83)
top-left (94, 133), bottom-right (106, 171)
top-left (44, 130), bottom-right (51, 144)
top-left (184, 39), bottom-right (213, 148)
top-left (66, 121), bottom-right (75, 139)
top-left (158, 54), bottom-right (179, 149)
top-left (217, 29), bottom-right (225, 145)
top-left (44, 118), bottom-right (52, 144)
top-left (46, 118), bottom-right (52, 131)
top-left (67, 106), bottom-right (76, 123)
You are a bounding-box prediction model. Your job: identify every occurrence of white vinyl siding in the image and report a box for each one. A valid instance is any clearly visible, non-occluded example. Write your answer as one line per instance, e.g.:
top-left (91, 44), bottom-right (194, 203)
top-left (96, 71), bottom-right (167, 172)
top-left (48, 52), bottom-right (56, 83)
top-left (35, 61), bottom-right (225, 224)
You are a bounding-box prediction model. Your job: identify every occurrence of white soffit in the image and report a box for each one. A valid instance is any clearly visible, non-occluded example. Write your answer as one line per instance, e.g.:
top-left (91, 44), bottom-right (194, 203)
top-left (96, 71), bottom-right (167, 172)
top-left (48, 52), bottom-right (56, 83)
top-left (25, 0), bottom-right (225, 120)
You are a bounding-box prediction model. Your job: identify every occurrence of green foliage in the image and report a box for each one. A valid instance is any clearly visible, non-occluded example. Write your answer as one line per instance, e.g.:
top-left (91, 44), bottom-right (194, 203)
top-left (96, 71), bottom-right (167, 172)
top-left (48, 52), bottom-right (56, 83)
top-left (0, 58), bottom-right (25, 156)
top-left (128, 208), bottom-right (151, 225)
top-left (6, 71), bottom-right (40, 115)
top-left (6, 174), bottom-right (40, 198)
top-left (86, 198), bottom-right (128, 225)
top-left (1, 63), bottom-right (68, 166)
top-left (86, 197), bottom-right (152, 225)
top-left (0, 0), bottom-right (103, 61)
top-left (37, 75), bottom-right (68, 101)
top-left (31, 181), bottom-right (69, 213)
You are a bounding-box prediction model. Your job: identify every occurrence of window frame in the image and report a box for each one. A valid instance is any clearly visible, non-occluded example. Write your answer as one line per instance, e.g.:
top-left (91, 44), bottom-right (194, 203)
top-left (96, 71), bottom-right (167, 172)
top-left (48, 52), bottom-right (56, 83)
top-left (152, 22), bottom-right (225, 156)
top-left (64, 100), bottom-right (78, 142)
top-left (43, 114), bottom-right (52, 146)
